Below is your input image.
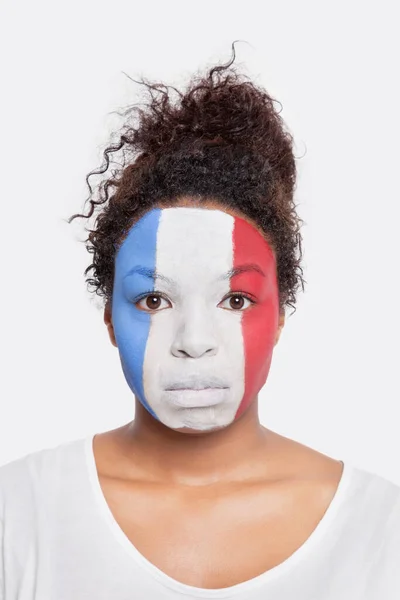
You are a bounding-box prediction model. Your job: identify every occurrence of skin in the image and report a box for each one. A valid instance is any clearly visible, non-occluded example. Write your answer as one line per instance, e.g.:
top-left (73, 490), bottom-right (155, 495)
top-left (99, 197), bottom-right (343, 588)
top-left (110, 201), bottom-right (281, 433)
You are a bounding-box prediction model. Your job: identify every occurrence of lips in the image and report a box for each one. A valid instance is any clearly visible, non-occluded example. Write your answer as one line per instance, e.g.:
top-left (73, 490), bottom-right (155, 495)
top-left (166, 386), bottom-right (228, 391)
top-left (165, 377), bottom-right (229, 391)
top-left (164, 387), bottom-right (229, 408)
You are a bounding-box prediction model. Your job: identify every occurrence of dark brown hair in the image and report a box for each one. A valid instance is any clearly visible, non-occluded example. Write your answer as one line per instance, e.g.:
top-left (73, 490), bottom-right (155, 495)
top-left (68, 41), bottom-right (306, 315)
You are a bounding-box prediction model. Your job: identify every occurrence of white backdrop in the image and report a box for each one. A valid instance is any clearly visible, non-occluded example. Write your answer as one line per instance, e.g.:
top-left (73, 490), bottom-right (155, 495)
top-left (0, 0), bottom-right (398, 484)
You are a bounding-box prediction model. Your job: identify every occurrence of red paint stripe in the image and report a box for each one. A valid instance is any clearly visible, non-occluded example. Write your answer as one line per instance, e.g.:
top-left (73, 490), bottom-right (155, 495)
top-left (231, 217), bottom-right (280, 419)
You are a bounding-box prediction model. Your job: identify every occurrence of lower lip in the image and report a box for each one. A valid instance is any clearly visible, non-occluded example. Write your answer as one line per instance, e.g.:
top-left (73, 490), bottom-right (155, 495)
top-left (164, 388), bottom-right (228, 408)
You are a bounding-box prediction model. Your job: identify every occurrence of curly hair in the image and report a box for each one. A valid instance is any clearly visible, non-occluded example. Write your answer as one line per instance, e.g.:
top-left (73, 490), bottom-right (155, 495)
top-left (68, 41), bottom-right (306, 316)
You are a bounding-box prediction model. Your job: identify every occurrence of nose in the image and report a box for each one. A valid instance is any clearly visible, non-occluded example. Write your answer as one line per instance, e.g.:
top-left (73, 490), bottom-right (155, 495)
top-left (170, 305), bottom-right (218, 359)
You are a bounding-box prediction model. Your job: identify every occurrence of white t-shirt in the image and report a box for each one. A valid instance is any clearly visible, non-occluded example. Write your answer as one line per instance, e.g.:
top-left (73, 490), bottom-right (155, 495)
top-left (0, 434), bottom-right (399, 600)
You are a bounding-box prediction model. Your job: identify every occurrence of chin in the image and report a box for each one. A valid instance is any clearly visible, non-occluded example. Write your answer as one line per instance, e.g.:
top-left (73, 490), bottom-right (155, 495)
top-left (159, 406), bottom-right (237, 433)
top-left (171, 423), bottom-right (230, 435)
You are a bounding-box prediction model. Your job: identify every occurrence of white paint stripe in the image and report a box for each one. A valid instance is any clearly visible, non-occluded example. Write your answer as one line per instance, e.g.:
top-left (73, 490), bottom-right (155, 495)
top-left (142, 207), bottom-right (246, 431)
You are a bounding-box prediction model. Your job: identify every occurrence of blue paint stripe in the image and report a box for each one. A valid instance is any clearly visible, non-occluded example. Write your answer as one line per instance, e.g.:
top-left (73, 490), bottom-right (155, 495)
top-left (112, 208), bottom-right (162, 419)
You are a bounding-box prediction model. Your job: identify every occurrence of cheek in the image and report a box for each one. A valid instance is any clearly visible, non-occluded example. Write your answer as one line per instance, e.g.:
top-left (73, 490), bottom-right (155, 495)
top-left (235, 302), bottom-right (278, 418)
top-left (111, 296), bottom-right (159, 419)
top-left (231, 216), bottom-right (280, 420)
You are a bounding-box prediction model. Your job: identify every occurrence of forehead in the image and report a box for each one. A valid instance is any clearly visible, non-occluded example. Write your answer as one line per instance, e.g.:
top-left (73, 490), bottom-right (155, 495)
top-left (115, 207), bottom-right (275, 281)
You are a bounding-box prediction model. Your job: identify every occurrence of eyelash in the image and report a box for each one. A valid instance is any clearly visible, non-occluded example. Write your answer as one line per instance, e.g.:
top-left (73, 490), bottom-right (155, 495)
top-left (133, 291), bottom-right (256, 310)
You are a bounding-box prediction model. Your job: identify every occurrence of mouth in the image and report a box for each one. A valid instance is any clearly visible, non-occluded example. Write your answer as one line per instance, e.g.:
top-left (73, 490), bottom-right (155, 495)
top-left (164, 387), bottom-right (229, 408)
top-left (166, 386), bottom-right (228, 391)
top-left (165, 378), bottom-right (229, 391)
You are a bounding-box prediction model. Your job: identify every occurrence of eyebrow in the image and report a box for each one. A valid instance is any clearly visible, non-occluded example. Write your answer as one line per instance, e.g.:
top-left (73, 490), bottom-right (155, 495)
top-left (123, 263), bottom-right (265, 284)
top-left (123, 266), bottom-right (175, 286)
top-left (219, 264), bottom-right (266, 281)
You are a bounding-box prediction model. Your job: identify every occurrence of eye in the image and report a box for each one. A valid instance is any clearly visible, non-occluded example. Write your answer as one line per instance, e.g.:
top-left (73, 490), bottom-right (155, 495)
top-left (134, 293), bottom-right (172, 312)
top-left (219, 293), bottom-right (255, 311)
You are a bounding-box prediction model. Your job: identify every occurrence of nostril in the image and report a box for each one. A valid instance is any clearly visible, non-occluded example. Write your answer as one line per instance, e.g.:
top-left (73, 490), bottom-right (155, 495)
top-left (171, 338), bottom-right (218, 359)
top-left (173, 347), bottom-right (217, 359)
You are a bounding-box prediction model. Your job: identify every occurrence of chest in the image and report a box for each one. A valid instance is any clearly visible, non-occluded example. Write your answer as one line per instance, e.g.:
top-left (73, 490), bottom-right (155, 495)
top-left (98, 475), bottom-right (335, 589)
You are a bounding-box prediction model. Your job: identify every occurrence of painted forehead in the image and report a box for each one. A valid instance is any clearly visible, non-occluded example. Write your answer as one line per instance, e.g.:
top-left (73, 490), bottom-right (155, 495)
top-left (115, 206), bottom-right (276, 282)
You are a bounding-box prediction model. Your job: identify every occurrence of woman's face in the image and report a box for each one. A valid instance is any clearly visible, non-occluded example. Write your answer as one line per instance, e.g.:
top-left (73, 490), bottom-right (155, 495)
top-left (107, 205), bottom-right (282, 432)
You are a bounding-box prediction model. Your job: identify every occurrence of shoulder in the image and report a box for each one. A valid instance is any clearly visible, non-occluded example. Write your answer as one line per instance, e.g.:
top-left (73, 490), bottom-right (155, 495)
top-left (347, 462), bottom-right (400, 523)
top-left (305, 447), bottom-right (400, 549)
top-left (0, 436), bottom-right (88, 515)
top-left (0, 447), bottom-right (44, 509)
top-left (268, 431), bottom-right (400, 517)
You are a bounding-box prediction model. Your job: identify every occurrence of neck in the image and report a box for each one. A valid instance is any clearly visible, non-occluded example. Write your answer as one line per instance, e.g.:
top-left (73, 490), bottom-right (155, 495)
top-left (118, 398), bottom-right (280, 487)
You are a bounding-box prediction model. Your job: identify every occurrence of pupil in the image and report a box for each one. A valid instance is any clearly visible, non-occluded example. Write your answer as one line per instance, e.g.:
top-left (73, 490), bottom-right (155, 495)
top-left (231, 296), bottom-right (244, 309)
top-left (147, 296), bottom-right (160, 308)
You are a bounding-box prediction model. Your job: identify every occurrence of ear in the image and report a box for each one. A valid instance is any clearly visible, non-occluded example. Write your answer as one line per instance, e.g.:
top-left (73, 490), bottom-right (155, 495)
top-left (274, 311), bottom-right (285, 346)
top-left (104, 300), bottom-right (117, 347)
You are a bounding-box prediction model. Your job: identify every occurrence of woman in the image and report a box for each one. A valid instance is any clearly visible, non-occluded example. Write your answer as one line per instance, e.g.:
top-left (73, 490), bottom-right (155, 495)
top-left (1, 43), bottom-right (399, 599)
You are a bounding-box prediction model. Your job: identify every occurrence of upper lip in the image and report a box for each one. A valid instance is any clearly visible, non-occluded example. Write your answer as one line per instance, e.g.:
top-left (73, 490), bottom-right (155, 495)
top-left (165, 376), bottom-right (229, 391)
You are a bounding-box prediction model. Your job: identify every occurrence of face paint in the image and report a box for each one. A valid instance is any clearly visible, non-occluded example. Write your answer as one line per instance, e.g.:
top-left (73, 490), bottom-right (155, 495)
top-left (112, 207), bottom-right (279, 431)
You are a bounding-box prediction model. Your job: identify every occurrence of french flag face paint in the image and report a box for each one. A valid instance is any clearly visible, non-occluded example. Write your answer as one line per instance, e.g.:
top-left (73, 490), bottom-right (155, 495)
top-left (112, 206), bottom-right (280, 431)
